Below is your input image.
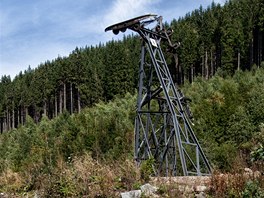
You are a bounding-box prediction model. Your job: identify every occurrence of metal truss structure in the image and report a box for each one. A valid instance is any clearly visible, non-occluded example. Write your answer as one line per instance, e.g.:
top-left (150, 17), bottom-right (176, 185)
top-left (105, 14), bottom-right (211, 176)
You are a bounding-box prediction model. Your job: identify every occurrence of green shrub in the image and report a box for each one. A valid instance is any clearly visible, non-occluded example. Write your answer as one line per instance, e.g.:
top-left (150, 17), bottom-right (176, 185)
top-left (242, 180), bottom-right (264, 198)
top-left (140, 157), bottom-right (155, 182)
top-left (251, 144), bottom-right (264, 162)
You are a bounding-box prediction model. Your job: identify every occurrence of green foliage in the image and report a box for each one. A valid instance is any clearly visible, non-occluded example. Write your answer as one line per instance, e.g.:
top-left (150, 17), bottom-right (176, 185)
top-left (1, 68), bottom-right (264, 196)
top-left (242, 180), bottom-right (264, 198)
top-left (251, 144), bottom-right (264, 162)
top-left (44, 175), bottom-right (77, 198)
top-left (74, 93), bottom-right (136, 159)
top-left (140, 157), bottom-right (155, 182)
top-left (0, 93), bottom-right (136, 172)
top-left (183, 68), bottom-right (264, 170)
top-left (211, 142), bottom-right (238, 171)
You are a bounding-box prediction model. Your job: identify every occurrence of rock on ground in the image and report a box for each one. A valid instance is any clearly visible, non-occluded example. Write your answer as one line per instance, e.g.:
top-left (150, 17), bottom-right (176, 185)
top-left (120, 190), bottom-right (141, 198)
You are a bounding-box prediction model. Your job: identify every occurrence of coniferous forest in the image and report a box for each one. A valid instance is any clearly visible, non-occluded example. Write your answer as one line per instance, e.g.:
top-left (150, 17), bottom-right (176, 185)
top-left (1, 0), bottom-right (264, 131)
top-left (0, 0), bottom-right (264, 197)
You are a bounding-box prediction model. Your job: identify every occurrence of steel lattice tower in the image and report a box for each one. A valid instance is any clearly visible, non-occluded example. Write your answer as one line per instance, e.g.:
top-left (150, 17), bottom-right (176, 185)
top-left (105, 14), bottom-right (211, 176)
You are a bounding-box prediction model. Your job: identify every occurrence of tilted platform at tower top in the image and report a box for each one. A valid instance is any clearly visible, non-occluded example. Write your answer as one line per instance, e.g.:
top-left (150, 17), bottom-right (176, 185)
top-left (105, 14), bottom-right (212, 176)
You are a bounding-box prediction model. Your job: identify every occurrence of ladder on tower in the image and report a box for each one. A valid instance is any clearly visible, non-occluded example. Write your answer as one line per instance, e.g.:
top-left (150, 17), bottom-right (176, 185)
top-left (105, 14), bottom-right (211, 176)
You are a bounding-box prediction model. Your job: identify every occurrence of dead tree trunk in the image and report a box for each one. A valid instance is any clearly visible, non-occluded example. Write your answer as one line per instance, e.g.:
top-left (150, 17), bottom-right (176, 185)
top-left (63, 82), bottom-right (66, 112)
top-left (173, 54), bottom-right (183, 85)
top-left (250, 35), bottom-right (254, 68)
top-left (43, 99), bottom-right (47, 116)
top-left (21, 106), bottom-right (24, 125)
top-left (11, 109), bottom-right (14, 129)
top-left (55, 94), bottom-right (58, 117)
top-left (25, 107), bottom-right (28, 121)
top-left (18, 106), bottom-right (20, 127)
top-left (201, 54), bottom-right (204, 79)
top-left (77, 88), bottom-right (81, 113)
top-left (70, 83), bottom-right (73, 114)
top-left (238, 51), bottom-right (241, 71)
top-left (189, 65), bottom-right (194, 83)
top-left (3, 116), bottom-right (6, 133)
top-left (205, 50), bottom-right (209, 80)
top-left (258, 30), bottom-right (262, 66)
top-left (7, 110), bottom-right (10, 131)
top-left (59, 86), bottom-right (63, 114)
top-left (210, 48), bottom-right (214, 77)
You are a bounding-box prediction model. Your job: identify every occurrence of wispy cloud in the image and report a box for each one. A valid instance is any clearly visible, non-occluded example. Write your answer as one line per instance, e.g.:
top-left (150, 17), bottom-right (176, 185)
top-left (0, 0), bottom-right (226, 79)
top-left (209, 0), bottom-right (226, 5)
top-left (103, 0), bottom-right (160, 25)
top-left (0, 0), bottom-right (106, 78)
top-left (101, 0), bottom-right (161, 41)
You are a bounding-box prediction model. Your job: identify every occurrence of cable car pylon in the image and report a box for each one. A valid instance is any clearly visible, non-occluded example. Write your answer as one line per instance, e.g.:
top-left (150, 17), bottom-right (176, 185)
top-left (105, 14), bottom-right (212, 176)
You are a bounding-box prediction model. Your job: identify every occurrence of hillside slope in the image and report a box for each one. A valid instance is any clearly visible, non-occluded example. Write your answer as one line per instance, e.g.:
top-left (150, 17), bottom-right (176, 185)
top-left (0, 69), bottom-right (264, 196)
top-left (1, 0), bottom-right (264, 132)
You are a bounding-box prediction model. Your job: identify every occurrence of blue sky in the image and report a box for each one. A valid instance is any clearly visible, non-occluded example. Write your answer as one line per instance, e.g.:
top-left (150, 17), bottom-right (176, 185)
top-left (0, 0), bottom-right (225, 79)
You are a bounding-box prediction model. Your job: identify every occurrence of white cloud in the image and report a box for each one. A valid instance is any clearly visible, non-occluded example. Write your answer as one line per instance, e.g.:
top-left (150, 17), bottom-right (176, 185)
top-left (0, 0), bottom-right (102, 78)
top-left (211, 0), bottom-right (226, 5)
top-left (0, 0), bottom-right (227, 79)
top-left (100, 0), bottom-right (162, 41)
top-left (103, 0), bottom-right (160, 27)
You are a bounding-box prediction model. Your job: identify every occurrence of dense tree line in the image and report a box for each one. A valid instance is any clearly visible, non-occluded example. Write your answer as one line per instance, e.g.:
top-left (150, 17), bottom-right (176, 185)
top-left (0, 70), bottom-right (263, 196)
top-left (0, 37), bottom-right (141, 132)
top-left (1, 0), bottom-right (264, 133)
top-left (170, 0), bottom-right (264, 84)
